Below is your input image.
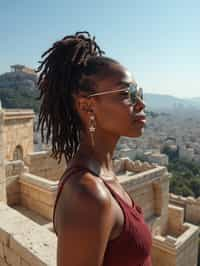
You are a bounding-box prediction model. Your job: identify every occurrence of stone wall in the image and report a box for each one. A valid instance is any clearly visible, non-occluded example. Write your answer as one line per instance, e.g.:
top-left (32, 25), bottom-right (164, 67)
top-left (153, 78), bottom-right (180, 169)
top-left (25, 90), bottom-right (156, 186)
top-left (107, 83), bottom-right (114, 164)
top-left (19, 173), bottom-right (58, 220)
top-left (24, 151), bottom-right (66, 181)
top-left (167, 204), bottom-right (186, 237)
top-left (169, 193), bottom-right (200, 225)
top-left (0, 202), bottom-right (56, 266)
top-left (5, 160), bottom-right (27, 206)
top-left (117, 163), bottom-right (170, 236)
top-left (0, 110), bottom-right (6, 202)
top-left (3, 109), bottom-right (34, 161)
top-left (152, 223), bottom-right (199, 266)
top-left (4, 159), bottom-right (58, 221)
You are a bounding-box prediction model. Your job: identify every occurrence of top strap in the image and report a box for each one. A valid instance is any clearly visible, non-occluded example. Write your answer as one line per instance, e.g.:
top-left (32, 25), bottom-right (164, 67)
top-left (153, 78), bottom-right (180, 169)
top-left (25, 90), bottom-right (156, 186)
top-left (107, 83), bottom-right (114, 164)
top-left (53, 165), bottom-right (135, 235)
top-left (68, 166), bottom-right (134, 209)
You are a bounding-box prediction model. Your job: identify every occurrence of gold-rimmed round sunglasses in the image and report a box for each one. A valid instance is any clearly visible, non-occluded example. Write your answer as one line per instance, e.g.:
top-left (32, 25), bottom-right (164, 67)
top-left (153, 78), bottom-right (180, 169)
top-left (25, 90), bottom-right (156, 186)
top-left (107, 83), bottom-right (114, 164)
top-left (86, 83), bottom-right (143, 105)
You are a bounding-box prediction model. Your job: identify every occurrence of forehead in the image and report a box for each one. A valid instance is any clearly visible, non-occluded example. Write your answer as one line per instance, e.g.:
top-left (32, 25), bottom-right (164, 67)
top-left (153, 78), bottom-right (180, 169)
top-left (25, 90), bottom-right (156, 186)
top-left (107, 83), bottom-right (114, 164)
top-left (97, 64), bottom-right (137, 91)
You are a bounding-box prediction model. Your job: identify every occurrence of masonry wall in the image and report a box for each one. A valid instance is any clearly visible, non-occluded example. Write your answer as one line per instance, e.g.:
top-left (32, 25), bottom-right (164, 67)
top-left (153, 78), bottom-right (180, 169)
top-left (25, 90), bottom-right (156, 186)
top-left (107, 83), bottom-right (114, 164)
top-left (0, 110), bottom-right (6, 203)
top-left (152, 245), bottom-right (176, 266)
top-left (170, 193), bottom-right (200, 225)
top-left (130, 182), bottom-right (155, 219)
top-left (119, 165), bottom-right (170, 236)
top-left (19, 173), bottom-right (57, 221)
top-left (0, 202), bottom-right (56, 266)
top-left (152, 223), bottom-right (199, 266)
top-left (167, 204), bottom-right (186, 237)
top-left (3, 111), bottom-right (34, 161)
top-left (176, 226), bottom-right (199, 266)
top-left (5, 160), bottom-right (26, 206)
top-left (1, 158), bottom-right (200, 266)
top-left (24, 151), bottom-right (66, 181)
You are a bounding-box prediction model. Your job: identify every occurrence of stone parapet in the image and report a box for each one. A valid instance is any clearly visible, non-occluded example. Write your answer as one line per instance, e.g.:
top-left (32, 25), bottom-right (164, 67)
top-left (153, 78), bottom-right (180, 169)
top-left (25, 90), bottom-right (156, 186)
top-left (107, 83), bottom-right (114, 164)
top-left (20, 173), bottom-right (58, 191)
top-left (5, 160), bottom-right (28, 206)
top-left (170, 193), bottom-right (200, 224)
top-left (3, 109), bottom-right (35, 121)
top-left (118, 165), bottom-right (170, 235)
top-left (152, 222), bottom-right (199, 266)
top-left (0, 202), bottom-right (56, 266)
top-left (19, 173), bottom-right (58, 220)
top-left (24, 151), bottom-right (66, 181)
top-left (5, 160), bottom-right (25, 177)
top-left (167, 204), bottom-right (185, 237)
top-left (2, 109), bottom-right (34, 161)
top-left (118, 165), bottom-right (168, 189)
top-left (113, 157), bottom-right (156, 174)
top-left (0, 110), bottom-right (6, 203)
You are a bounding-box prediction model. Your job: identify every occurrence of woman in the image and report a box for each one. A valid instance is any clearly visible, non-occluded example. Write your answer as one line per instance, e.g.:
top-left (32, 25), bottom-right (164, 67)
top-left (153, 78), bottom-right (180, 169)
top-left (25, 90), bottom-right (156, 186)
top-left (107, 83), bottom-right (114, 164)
top-left (37, 31), bottom-right (152, 266)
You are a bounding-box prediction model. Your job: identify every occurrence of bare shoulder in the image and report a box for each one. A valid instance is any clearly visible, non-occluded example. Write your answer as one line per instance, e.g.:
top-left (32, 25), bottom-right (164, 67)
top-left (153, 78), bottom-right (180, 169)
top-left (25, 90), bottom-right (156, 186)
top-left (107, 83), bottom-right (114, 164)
top-left (55, 169), bottom-right (115, 233)
top-left (55, 170), bottom-right (116, 266)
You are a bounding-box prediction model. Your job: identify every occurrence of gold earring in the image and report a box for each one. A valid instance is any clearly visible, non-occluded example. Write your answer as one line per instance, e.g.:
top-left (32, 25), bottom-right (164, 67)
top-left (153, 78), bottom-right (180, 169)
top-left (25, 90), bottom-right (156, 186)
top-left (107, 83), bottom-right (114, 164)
top-left (88, 114), bottom-right (96, 147)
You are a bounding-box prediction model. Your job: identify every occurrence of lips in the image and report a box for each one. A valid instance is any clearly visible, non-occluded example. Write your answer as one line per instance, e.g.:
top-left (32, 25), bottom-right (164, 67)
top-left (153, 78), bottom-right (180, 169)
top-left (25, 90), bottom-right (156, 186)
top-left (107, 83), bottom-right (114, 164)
top-left (133, 115), bottom-right (146, 123)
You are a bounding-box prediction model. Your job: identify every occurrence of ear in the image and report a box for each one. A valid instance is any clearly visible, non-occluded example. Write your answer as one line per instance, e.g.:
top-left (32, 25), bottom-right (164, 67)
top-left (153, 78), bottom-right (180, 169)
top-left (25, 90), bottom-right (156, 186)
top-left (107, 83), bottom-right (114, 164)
top-left (76, 97), bottom-right (95, 114)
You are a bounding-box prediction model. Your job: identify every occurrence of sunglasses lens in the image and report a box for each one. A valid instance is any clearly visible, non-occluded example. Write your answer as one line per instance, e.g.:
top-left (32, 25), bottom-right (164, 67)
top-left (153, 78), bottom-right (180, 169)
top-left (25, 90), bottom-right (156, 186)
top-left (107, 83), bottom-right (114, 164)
top-left (129, 85), bottom-right (143, 104)
top-left (128, 84), bottom-right (135, 103)
top-left (138, 87), bottom-right (143, 100)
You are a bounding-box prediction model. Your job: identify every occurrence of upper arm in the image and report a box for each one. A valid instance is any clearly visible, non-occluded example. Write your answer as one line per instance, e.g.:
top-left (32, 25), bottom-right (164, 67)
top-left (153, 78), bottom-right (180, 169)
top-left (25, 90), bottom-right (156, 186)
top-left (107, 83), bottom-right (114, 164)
top-left (56, 174), bottom-right (115, 266)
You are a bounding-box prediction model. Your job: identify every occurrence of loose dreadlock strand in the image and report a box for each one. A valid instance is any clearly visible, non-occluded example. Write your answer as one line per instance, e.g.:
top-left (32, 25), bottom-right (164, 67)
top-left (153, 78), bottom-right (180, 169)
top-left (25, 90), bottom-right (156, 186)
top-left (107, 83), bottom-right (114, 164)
top-left (36, 31), bottom-right (112, 164)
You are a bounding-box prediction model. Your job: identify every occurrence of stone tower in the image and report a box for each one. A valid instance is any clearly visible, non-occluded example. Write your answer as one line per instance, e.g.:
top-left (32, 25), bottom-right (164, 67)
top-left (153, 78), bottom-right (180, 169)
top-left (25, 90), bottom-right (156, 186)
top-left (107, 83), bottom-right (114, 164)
top-left (0, 109), bottom-right (6, 202)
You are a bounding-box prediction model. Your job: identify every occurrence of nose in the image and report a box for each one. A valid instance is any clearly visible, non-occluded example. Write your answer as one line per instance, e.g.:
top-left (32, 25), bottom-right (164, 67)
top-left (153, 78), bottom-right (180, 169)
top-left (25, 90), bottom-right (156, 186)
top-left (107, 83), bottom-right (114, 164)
top-left (133, 97), bottom-right (146, 113)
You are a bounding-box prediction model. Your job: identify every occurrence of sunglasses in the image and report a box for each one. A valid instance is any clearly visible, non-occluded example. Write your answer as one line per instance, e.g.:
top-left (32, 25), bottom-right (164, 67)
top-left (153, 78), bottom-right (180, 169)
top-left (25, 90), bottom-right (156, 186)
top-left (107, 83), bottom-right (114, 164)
top-left (87, 83), bottom-right (143, 105)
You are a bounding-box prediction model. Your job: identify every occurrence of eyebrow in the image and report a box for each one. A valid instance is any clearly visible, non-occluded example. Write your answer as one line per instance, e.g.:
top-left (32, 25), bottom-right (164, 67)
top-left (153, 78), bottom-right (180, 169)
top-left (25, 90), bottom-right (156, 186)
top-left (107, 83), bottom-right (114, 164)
top-left (117, 81), bottom-right (131, 86)
top-left (116, 81), bottom-right (138, 88)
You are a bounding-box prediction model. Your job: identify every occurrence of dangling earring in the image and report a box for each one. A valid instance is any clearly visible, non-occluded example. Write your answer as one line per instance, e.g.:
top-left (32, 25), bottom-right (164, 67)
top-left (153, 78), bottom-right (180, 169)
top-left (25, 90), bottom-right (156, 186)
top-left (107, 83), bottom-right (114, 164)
top-left (88, 114), bottom-right (96, 147)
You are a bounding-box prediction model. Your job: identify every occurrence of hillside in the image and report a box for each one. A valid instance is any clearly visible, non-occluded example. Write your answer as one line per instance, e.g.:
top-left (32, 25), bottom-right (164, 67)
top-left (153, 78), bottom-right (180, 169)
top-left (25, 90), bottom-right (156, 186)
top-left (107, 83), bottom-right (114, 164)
top-left (0, 71), bottom-right (37, 90)
top-left (0, 71), bottom-right (40, 112)
top-left (0, 69), bottom-right (199, 113)
top-left (144, 93), bottom-right (200, 111)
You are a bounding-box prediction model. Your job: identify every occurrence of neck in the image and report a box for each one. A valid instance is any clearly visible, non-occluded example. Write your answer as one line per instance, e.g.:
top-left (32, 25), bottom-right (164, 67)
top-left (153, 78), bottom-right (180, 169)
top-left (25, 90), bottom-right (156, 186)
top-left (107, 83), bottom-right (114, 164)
top-left (69, 130), bottom-right (119, 178)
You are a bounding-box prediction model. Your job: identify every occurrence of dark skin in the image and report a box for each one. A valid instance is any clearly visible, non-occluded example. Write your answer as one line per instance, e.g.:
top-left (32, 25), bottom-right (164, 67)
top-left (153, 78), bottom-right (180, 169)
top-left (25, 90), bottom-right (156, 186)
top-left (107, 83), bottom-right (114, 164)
top-left (55, 63), bottom-right (146, 266)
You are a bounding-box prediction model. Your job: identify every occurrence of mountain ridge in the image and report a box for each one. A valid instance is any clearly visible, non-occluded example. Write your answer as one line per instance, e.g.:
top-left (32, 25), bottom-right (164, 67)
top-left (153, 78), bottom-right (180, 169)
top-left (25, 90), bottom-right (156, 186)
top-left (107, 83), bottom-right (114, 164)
top-left (0, 70), bottom-right (199, 112)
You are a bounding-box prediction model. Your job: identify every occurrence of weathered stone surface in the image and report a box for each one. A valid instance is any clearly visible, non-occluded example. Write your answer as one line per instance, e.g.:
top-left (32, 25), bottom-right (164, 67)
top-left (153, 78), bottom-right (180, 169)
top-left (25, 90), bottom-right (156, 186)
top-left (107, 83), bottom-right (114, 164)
top-left (0, 202), bottom-right (57, 266)
top-left (0, 115), bottom-right (200, 266)
top-left (170, 192), bottom-right (200, 225)
top-left (2, 109), bottom-right (34, 161)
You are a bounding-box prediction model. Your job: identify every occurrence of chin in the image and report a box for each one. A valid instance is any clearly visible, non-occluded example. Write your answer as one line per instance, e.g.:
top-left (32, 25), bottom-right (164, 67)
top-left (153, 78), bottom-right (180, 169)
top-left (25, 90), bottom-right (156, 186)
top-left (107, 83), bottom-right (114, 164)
top-left (126, 128), bottom-right (144, 138)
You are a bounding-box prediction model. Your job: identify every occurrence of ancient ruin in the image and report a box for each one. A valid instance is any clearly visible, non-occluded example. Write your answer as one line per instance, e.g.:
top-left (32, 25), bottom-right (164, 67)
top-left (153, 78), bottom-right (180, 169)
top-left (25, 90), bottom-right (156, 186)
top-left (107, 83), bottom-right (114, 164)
top-left (0, 108), bottom-right (199, 266)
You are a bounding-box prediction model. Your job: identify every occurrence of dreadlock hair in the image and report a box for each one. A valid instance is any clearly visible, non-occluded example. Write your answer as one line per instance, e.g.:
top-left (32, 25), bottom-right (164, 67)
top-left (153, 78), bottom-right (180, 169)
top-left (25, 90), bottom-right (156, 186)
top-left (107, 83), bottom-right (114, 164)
top-left (36, 31), bottom-right (119, 164)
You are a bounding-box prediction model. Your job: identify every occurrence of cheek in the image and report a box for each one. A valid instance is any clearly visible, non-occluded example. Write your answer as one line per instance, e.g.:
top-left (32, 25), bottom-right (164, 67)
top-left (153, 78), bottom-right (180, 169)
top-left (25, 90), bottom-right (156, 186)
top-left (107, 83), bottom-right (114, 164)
top-left (95, 102), bottom-right (133, 131)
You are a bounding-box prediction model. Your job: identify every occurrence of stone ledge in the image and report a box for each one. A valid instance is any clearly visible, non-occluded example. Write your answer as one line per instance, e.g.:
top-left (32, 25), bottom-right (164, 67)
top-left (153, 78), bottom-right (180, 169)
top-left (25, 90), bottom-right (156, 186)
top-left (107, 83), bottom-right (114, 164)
top-left (118, 166), bottom-right (169, 190)
top-left (5, 160), bottom-right (25, 177)
top-left (170, 192), bottom-right (200, 205)
top-left (0, 202), bottom-right (56, 266)
top-left (20, 173), bottom-right (58, 192)
top-left (3, 109), bottom-right (35, 121)
top-left (152, 222), bottom-right (199, 255)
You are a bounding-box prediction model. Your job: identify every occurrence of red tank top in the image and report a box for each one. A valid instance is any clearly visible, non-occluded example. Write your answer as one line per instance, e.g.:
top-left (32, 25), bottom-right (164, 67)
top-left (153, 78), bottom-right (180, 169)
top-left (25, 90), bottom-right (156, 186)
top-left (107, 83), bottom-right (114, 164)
top-left (53, 166), bottom-right (152, 266)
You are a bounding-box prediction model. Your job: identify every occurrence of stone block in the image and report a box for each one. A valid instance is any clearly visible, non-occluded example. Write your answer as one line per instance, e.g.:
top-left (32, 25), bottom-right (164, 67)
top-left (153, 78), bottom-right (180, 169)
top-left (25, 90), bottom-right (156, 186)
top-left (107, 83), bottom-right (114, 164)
top-left (9, 237), bottom-right (39, 266)
top-left (4, 246), bottom-right (21, 266)
top-left (0, 241), bottom-right (4, 258)
top-left (37, 202), bottom-right (53, 220)
top-left (20, 184), bottom-right (30, 195)
top-left (39, 191), bottom-right (55, 205)
top-left (7, 179), bottom-right (20, 195)
top-left (10, 227), bottom-right (56, 266)
top-left (0, 229), bottom-right (9, 246)
top-left (29, 188), bottom-right (40, 200)
top-left (0, 256), bottom-right (10, 266)
top-left (21, 258), bottom-right (31, 266)
top-left (20, 194), bottom-right (32, 209)
top-left (7, 192), bottom-right (20, 206)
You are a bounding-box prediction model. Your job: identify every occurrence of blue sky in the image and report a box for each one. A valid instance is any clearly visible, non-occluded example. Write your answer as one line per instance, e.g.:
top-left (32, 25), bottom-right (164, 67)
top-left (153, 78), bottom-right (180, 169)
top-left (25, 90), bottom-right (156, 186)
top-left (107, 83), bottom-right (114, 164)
top-left (0, 0), bottom-right (200, 98)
